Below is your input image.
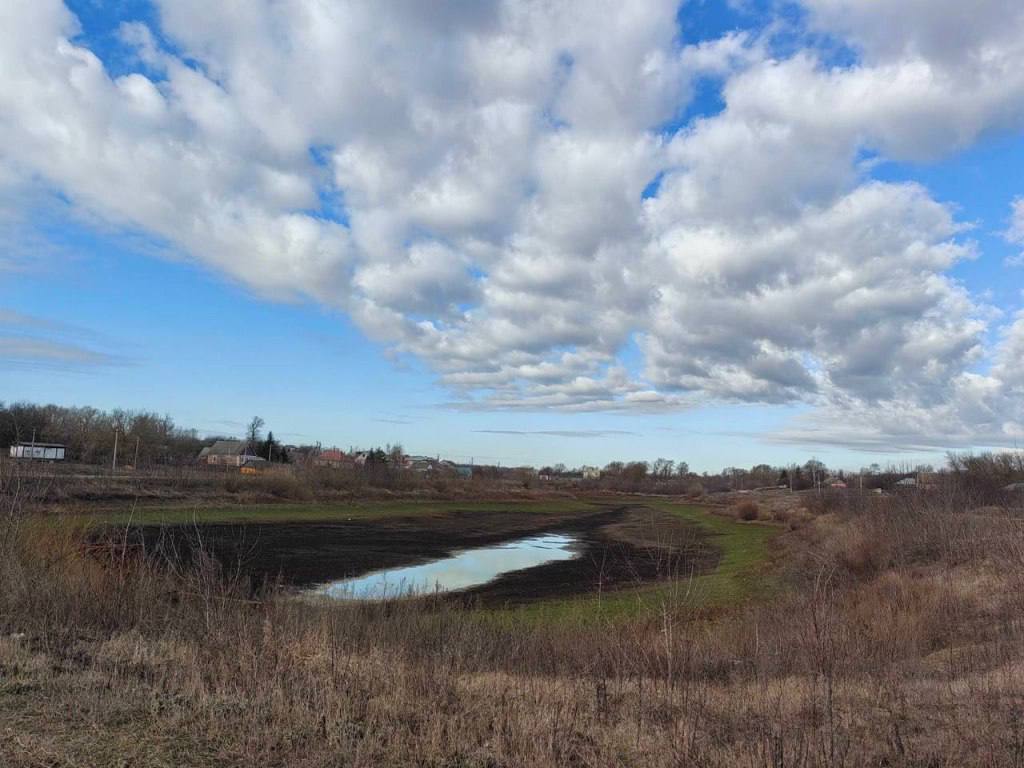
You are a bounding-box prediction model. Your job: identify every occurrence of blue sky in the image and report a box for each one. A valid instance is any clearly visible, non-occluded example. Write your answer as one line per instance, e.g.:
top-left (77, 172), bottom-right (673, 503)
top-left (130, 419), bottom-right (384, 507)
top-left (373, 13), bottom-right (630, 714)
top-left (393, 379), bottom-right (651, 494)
top-left (0, 225), bottom-right (817, 469)
top-left (2, 0), bottom-right (1023, 471)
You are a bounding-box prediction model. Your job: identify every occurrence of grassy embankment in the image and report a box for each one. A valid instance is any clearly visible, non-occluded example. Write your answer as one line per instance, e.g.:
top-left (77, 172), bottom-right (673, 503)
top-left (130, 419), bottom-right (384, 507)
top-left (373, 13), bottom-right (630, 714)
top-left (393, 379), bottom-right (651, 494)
top-left (512, 501), bottom-right (779, 622)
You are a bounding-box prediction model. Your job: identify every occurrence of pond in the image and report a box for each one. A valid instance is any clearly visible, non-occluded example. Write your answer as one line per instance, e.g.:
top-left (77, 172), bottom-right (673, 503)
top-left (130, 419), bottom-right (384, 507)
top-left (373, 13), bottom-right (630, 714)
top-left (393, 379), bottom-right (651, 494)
top-left (313, 532), bottom-right (580, 600)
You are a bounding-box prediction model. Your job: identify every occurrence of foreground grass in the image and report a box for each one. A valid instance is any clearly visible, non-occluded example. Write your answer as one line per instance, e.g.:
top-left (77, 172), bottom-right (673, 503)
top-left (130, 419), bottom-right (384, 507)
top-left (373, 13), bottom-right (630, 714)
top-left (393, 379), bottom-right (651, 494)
top-left (5, 487), bottom-right (1024, 766)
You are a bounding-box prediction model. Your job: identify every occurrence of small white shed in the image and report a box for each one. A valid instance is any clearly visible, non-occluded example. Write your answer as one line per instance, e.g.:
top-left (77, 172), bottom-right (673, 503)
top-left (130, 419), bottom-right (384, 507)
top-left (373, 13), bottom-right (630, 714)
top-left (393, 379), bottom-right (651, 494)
top-left (9, 442), bottom-right (66, 460)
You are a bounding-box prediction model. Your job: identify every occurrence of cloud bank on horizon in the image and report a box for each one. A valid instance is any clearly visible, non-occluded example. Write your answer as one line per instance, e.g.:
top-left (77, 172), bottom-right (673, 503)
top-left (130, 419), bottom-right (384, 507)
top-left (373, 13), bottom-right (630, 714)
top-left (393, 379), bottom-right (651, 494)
top-left (1, 0), bottom-right (1023, 451)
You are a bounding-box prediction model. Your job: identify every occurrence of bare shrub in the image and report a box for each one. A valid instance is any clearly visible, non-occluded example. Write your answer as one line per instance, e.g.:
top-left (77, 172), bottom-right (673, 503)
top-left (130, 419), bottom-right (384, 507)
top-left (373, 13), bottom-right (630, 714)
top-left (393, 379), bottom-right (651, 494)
top-left (253, 474), bottom-right (313, 500)
top-left (833, 523), bottom-right (891, 578)
top-left (948, 450), bottom-right (1024, 503)
top-left (802, 489), bottom-right (849, 516)
top-left (302, 465), bottom-right (363, 492)
top-left (736, 500), bottom-right (759, 520)
top-left (221, 472), bottom-right (313, 500)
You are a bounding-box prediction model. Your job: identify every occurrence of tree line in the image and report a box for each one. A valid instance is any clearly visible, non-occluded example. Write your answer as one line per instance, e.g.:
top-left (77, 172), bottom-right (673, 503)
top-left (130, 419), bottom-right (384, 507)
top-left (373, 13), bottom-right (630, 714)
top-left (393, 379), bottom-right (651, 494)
top-left (5, 401), bottom-right (1022, 498)
top-left (536, 456), bottom-right (962, 494)
top-left (0, 401), bottom-right (205, 466)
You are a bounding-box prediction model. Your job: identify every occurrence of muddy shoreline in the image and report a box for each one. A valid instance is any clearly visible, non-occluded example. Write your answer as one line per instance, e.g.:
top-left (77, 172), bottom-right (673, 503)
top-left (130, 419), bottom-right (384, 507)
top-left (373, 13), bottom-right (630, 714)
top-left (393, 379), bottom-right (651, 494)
top-left (108, 505), bottom-right (720, 605)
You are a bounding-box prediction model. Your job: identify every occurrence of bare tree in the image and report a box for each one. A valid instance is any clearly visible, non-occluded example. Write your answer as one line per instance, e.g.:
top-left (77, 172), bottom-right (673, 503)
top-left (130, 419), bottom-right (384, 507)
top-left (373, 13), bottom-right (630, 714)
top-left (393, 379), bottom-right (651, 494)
top-left (247, 416), bottom-right (265, 451)
top-left (749, 464), bottom-right (775, 487)
top-left (622, 461), bottom-right (648, 487)
top-left (603, 461), bottom-right (624, 476)
top-left (387, 443), bottom-right (405, 467)
top-left (652, 458), bottom-right (674, 479)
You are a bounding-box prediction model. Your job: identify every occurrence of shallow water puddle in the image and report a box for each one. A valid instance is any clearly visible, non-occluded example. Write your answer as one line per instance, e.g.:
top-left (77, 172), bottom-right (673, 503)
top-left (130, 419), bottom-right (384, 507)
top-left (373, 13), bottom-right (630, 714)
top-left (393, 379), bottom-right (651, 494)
top-left (314, 533), bottom-right (579, 600)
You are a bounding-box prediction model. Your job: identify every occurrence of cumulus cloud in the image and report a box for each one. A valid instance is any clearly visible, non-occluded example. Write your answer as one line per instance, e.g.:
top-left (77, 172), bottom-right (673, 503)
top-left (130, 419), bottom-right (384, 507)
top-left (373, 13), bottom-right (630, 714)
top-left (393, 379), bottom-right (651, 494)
top-left (804, 0), bottom-right (1024, 71)
top-left (1, 0), bottom-right (1023, 448)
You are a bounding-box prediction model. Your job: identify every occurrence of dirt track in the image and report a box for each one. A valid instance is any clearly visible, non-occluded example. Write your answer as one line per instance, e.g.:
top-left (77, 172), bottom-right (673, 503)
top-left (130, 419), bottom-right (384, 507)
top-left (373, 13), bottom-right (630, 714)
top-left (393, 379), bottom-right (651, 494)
top-left (111, 505), bottom-right (720, 605)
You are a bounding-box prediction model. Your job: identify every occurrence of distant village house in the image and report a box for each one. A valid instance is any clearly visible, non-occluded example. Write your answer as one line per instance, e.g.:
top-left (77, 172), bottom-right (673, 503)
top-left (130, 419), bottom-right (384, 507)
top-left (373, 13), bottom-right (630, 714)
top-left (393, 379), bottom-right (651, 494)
top-left (197, 440), bottom-right (255, 467)
top-left (405, 455), bottom-right (439, 473)
top-left (313, 448), bottom-right (351, 469)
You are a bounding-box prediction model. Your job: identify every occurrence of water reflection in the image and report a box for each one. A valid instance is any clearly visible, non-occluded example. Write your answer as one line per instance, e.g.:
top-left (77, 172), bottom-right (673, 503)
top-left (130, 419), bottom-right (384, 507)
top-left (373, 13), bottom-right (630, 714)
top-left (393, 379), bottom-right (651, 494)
top-left (315, 533), bottom-right (579, 600)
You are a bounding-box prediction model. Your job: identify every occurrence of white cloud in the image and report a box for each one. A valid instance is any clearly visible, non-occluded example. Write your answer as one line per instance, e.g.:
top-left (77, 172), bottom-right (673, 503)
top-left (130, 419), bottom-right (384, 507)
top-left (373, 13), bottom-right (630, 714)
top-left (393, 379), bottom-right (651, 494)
top-left (1006, 198), bottom-right (1024, 266)
top-left (803, 0), bottom-right (1024, 71)
top-left (641, 182), bottom-right (982, 405)
top-left (0, 337), bottom-right (120, 369)
top-left (1, 0), bottom-right (1023, 449)
top-left (0, 309), bottom-right (126, 370)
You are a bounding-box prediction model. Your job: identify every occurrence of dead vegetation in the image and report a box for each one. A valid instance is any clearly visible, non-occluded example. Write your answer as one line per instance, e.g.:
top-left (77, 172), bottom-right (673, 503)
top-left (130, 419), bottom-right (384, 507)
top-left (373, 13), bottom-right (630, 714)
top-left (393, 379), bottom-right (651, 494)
top-left (735, 499), bottom-right (760, 520)
top-left (2, 461), bottom-right (1024, 766)
top-left (20, 462), bottom-right (585, 511)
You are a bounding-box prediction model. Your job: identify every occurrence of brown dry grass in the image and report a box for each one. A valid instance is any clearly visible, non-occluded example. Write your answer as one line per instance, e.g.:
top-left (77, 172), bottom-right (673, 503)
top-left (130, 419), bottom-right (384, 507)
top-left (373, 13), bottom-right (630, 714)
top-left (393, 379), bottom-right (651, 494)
top-left (14, 460), bottom-right (579, 512)
top-left (3, 467), bottom-right (1024, 766)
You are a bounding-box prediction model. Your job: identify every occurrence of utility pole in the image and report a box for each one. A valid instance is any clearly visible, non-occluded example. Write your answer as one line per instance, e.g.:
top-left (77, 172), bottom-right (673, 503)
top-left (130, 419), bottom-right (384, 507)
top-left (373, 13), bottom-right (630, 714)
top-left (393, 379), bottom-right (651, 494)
top-left (133, 437), bottom-right (140, 469)
top-left (30, 428), bottom-right (36, 462)
top-left (112, 429), bottom-right (119, 472)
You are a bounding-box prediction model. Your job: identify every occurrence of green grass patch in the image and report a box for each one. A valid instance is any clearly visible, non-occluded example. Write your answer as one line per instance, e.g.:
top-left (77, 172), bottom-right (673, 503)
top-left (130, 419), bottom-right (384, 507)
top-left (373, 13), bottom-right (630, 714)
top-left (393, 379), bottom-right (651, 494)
top-left (499, 503), bottom-right (780, 624)
top-left (651, 501), bottom-right (780, 604)
top-left (82, 499), bottom-right (597, 527)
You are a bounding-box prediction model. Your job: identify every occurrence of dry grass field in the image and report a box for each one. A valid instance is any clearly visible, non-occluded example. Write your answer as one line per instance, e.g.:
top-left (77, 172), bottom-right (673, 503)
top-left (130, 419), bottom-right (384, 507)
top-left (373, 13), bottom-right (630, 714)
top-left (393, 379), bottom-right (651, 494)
top-left (3, 464), bottom-right (1024, 766)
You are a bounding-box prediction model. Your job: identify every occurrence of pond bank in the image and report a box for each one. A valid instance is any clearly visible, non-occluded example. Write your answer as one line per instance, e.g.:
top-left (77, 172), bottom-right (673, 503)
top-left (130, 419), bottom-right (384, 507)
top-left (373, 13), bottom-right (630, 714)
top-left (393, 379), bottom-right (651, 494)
top-left (100, 504), bottom-right (720, 605)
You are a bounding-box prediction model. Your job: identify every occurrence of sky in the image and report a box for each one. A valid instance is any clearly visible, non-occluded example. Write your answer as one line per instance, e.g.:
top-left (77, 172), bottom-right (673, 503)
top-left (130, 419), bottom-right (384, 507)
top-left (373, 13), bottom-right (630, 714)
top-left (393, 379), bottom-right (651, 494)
top-left (1, 0), bottom-right (1023, 472)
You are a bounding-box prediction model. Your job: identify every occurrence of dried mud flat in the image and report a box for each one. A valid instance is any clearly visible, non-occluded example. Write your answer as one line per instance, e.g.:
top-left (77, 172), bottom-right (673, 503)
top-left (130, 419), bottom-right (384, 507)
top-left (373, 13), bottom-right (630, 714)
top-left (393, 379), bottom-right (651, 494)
top-left (107, 505), bottom-right (720, 605)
